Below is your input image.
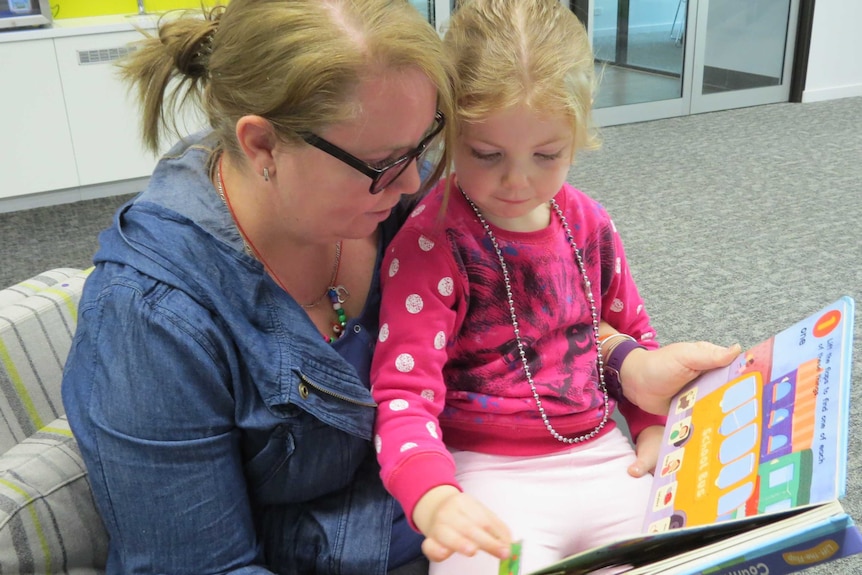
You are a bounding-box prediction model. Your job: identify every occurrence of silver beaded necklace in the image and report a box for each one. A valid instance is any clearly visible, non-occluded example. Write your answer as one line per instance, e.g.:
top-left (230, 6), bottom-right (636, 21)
top-left (459, 186), bottom-right (610, 444)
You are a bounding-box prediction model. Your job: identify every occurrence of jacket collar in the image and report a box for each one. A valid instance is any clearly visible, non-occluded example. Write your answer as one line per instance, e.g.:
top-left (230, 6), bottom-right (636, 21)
top-left (93, 133), bottom-right (378, 438)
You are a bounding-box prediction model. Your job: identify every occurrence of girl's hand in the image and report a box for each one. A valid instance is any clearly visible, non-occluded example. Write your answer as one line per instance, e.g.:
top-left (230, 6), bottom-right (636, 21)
top-left (622, 341), bottom-right (742, 415)
top-left (412, 485), bottom-right (512, 563)
top-left (628, 424), bottom-right (664, 477)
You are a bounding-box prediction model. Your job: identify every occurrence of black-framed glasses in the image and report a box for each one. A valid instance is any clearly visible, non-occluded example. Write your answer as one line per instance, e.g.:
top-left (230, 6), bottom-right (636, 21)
top-left (301, 111), bottom-right (445, 195)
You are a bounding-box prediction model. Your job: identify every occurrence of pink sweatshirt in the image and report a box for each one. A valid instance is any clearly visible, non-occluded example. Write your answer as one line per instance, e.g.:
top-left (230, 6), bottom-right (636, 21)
top-left (371, 178), bottom-right (665, 525)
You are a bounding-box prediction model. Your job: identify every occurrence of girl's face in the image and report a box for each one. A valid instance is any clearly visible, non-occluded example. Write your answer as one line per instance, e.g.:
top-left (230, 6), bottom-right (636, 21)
top-left (273, 65), bottom-right (439, 243)
top-left (454, 102), bottom-right (574, 232)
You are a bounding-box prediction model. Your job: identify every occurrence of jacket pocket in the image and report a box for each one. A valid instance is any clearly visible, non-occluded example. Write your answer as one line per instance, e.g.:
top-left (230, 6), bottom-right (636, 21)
top-left (245, 417), bottom-right (370, 505)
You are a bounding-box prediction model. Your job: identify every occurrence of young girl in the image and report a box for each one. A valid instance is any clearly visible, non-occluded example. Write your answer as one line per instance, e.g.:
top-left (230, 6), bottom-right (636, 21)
top-left (370, 1), bottom-right (738, 572)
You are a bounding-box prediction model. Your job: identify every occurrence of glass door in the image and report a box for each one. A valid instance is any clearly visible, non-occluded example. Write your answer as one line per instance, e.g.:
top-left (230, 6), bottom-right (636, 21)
top-left (584, 0), bottom-right (800, 126)
top-left (588, 0), bottom-right (697, 126)
top-left (430, 0), bottom-right (801, 126)
top-left (409, 0), bottom-right (434, 24)
top-left (423, 0), bottom-right (453, 35)
top-left (592, 0), bottom-right (686, 107)
top-left (690, 0), bottom-right (799, 114)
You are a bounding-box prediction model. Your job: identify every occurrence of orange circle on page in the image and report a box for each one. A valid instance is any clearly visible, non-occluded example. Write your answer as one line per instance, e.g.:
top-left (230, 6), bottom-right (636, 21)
top-left (812, 310), bottom-right (841, 338)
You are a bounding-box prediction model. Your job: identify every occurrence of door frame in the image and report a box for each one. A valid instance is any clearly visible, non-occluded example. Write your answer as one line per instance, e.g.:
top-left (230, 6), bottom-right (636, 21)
top-left (689, 0), bottom-right (800, 114)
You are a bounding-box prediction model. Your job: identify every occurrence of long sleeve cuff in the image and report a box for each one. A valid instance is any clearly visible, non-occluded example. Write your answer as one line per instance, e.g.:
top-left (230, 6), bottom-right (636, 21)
top-left (384, 451), bottom-right (461, 531)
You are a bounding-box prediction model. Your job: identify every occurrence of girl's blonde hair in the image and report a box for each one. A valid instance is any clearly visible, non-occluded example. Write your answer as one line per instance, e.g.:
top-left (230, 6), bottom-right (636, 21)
top-left (444, 0), bottom-right (598, 154)
top-left (121, 0), bottom-right (454, 184)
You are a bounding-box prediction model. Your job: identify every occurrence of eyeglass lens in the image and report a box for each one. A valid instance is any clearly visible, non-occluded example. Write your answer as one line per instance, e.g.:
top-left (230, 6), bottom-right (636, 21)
top-left (371, 133), bottom-right (437, 194)
top-left (372, 153), bottom-right (423, 194)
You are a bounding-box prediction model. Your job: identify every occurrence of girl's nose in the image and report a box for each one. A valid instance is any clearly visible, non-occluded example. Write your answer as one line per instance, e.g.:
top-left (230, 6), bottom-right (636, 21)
top-left (502, 163), bottom-right (529, 190)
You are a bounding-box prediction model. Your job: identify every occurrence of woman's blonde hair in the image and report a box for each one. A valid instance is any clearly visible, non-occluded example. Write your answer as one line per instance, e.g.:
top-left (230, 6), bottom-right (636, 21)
top-left (121, 0), bottom-right (453, 183)
top-left (444, 0), bottom-right (598, 154)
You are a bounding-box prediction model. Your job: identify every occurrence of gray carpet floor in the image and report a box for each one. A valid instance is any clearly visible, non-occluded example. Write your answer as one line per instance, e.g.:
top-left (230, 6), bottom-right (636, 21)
top-left (1, 96), bottom-right (860, 572)
top-left (0, 192), bottom-right (135, 287)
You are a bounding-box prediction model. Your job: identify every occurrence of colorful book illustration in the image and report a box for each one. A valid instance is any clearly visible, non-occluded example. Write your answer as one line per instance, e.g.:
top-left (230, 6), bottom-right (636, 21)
top-left (519, 297), bottom-right (860, 575)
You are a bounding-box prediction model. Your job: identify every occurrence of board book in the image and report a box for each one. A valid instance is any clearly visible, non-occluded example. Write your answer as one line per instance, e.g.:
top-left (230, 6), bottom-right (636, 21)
top-left (499, 296), bottom-right (861, 575)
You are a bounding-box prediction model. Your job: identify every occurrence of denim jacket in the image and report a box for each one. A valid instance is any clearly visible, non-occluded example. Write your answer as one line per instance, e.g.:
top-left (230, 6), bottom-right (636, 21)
top-left (62, 133), bottom-right (421, 574)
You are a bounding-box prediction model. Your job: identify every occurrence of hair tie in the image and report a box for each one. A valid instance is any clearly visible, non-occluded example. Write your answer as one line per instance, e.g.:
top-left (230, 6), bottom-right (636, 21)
top-left (196, 27), bottom-right (216, 60)
top-left (177, 25), bottom-right (216, 79)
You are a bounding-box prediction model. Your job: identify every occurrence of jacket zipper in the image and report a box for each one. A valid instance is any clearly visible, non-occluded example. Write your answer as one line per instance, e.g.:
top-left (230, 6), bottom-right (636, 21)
top-left (298, 374), bottom-right (378, 407)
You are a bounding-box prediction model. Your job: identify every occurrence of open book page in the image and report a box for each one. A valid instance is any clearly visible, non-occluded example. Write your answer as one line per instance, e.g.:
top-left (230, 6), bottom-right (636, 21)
top-left (643, 297), bottom-right (855, 533)
top-left (520, 297), bottom-right (858, 575)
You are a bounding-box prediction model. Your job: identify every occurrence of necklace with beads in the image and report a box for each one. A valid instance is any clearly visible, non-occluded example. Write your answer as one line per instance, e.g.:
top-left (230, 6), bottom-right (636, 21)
top-left (459, 186), bottom-right (610, 444)
top-left (216, 156), bottom-right (349, 342)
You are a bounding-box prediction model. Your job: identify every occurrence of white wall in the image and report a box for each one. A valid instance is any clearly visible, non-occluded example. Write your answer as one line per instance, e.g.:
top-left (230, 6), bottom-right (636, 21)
top-left (803, 1), bottom-right (862, 103)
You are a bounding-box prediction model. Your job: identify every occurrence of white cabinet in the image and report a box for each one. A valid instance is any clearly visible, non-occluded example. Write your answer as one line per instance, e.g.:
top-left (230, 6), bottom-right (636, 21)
top-left (0, 39), bottom-right (79, 198)
top-left (0, 18), bottom-right (207, 210)
top-left (53, 31), bottom-right (159, 186)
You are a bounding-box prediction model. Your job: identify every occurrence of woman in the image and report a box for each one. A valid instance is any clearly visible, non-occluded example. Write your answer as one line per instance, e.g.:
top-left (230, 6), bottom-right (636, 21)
top-left (61, 1), bottom-right (737, 573)
top-left (62, 1), bottom-right (452, 573)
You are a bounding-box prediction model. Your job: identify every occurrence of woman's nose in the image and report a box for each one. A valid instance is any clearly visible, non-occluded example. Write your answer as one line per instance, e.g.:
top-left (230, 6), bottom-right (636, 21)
top-left (389, 158), bottom-right (424, 196)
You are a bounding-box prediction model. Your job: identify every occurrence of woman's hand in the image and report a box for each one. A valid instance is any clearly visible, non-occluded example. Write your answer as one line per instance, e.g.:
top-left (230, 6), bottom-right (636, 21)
top-left (628, 424), bottom-right (664, 477)
top-left (412, 485), bottom-right (512, 563)
top-left (621, 341), bottom-right (742, 416)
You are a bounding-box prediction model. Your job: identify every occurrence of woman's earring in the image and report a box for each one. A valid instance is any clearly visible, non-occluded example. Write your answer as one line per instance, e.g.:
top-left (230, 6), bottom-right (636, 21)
top-left (263, 167), bottom-right (270, 182)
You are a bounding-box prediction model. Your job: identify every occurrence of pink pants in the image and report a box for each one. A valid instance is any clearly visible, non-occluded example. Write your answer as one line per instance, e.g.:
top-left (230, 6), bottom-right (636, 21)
top-left (429, 427), bottom-right (652, 575)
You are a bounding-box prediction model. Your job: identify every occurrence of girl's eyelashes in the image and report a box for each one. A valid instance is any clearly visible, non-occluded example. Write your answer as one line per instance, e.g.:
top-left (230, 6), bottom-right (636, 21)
top-left (470, 148), bottom-right (501, 161)
top-left (469, 147), bottom-right (564, 162)
top-left (536, 151), bottom-right (563, 161)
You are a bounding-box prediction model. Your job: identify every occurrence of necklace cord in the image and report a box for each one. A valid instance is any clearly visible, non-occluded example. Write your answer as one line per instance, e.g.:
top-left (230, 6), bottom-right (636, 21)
top-left (301, 242), bottom-right (342, 309)
top-left (459, 186), bottom-right (609, 444)
top-left (215, 156), bottom-right (348, 340)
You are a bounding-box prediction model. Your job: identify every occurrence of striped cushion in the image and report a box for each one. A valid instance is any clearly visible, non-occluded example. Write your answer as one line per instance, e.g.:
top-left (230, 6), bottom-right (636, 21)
top-left (0, 269), bottom-right (91, 454)
top-left (0, 268), bottom-right (85, 310)
top-left (0, 415), bottom-right (107, 573)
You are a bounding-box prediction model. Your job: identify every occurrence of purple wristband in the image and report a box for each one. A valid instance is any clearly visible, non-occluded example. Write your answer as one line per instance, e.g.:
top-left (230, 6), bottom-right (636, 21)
top-left (603, 338), bottom-right (646, 401)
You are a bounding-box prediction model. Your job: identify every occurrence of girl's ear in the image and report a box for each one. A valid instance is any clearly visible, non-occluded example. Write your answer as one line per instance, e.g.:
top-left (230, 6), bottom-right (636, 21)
top-left (235, 115), bottom-right (277, 177)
